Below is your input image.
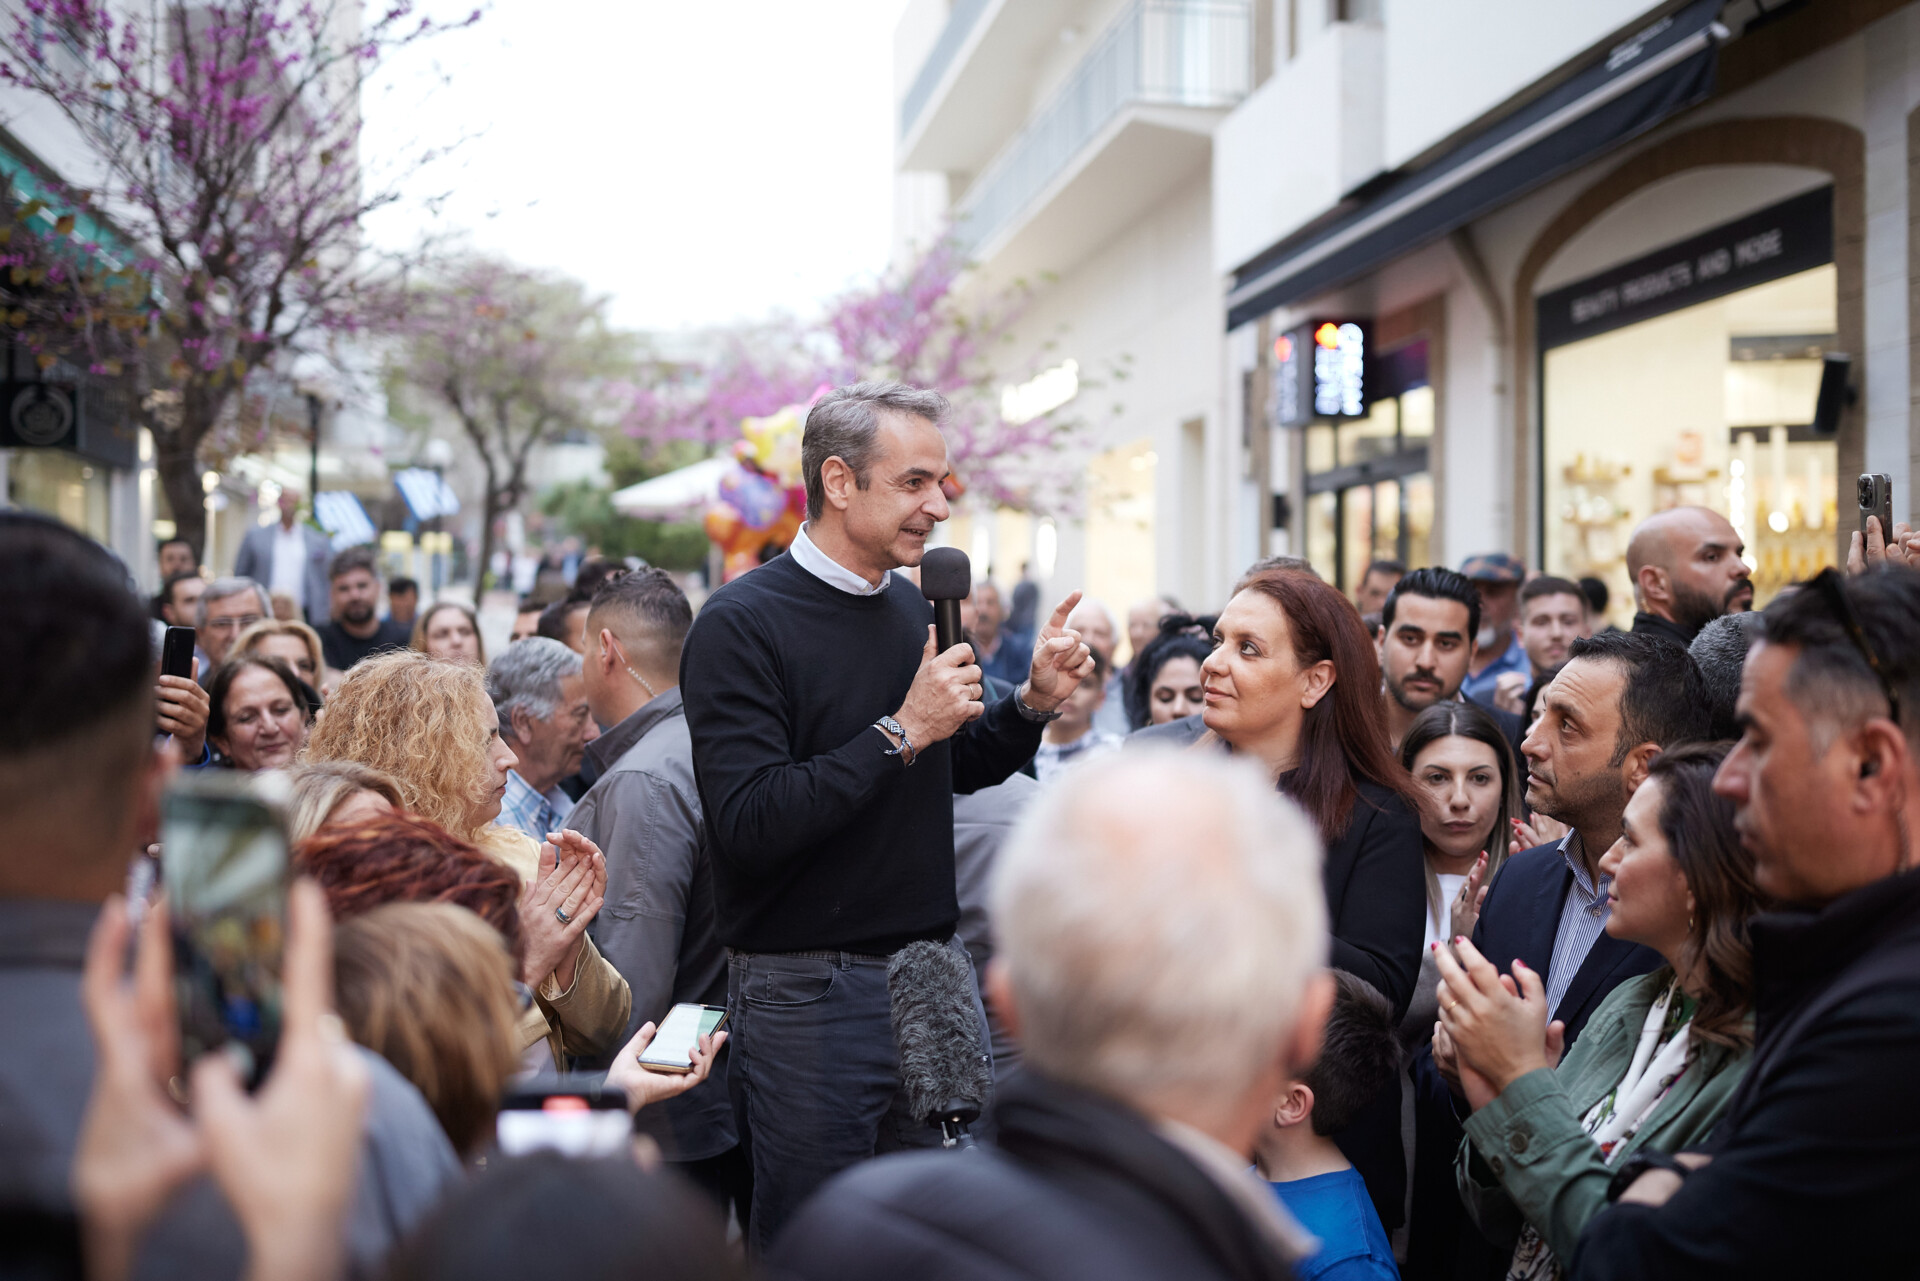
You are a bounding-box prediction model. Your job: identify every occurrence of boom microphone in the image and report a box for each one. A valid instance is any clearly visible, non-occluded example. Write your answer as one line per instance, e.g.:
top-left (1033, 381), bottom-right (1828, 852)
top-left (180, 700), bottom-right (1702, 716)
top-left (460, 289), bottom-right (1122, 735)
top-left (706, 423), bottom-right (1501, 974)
top-left (887, 940), bottom-right (993, 1149)
top-left (919, 546), bottom-right (971, 662)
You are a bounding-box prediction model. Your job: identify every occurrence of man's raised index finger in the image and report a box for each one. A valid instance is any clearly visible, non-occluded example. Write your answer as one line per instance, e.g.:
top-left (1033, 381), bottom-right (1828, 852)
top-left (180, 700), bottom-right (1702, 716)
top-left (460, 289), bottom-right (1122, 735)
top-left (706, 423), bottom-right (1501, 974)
top-left (1045, 591), bottom-right (1083, 634)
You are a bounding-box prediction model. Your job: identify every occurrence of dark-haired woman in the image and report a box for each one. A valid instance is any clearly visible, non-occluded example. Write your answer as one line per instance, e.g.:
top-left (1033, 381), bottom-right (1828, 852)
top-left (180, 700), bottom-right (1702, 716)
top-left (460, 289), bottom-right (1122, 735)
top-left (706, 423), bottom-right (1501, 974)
top-left (1201, 568), bottom-right (1427, 1017)
top-left (1436, 742), bottom-right (1762, 1280)
top-left (207, 654), bottom-right (315, 771)
top-left (1122, 615), bottom-right (1213, 730)
top-left (1200, 566), bottom-right (1429, 1233)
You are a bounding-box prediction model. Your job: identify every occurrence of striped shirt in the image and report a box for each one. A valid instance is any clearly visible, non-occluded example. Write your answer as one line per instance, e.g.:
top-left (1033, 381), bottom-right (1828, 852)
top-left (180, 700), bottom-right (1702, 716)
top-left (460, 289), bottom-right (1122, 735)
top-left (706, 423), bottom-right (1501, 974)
top-left (1546, 830), bottom-right (1616, 1016)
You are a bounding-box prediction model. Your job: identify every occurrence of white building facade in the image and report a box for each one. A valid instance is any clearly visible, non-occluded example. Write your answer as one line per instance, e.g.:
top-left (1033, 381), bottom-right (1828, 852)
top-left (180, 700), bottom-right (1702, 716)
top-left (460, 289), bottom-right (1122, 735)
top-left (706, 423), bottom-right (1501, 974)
top-left (899, 0), bottom-right (1920, 625)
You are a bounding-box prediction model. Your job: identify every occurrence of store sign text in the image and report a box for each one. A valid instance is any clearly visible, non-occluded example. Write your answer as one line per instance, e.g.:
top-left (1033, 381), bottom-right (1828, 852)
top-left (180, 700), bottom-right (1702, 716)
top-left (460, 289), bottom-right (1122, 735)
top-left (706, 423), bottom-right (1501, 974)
top-left (1538, 187), bottom-right (1832, 351)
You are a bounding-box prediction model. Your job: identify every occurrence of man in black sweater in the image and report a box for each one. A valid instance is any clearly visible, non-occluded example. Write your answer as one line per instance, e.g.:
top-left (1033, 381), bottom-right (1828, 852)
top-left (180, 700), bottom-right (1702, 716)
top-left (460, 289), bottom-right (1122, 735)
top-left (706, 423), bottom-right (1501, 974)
top-left (680, 381), bottom-right (1094, 1254)
top-left (1572, 568), bottom-right (1920, 1278)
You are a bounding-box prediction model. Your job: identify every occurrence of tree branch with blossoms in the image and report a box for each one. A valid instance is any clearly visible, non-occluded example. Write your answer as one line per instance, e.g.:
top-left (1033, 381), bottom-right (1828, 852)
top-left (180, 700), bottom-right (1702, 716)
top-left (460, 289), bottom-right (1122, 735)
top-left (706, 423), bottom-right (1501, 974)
top-left (0, 0), bottom-right (476, 556)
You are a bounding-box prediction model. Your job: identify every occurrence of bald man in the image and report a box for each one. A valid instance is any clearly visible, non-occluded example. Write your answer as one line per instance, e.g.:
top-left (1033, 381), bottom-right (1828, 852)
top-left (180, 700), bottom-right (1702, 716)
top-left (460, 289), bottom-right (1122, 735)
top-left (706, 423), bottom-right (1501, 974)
top-left (1624, 506), bottom-right (1753, 647)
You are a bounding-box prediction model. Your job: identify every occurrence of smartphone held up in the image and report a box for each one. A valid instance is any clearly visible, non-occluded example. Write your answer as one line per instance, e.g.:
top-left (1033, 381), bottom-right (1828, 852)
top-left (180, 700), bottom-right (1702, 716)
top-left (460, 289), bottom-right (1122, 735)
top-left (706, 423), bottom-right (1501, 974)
top-left (161, 771), bottom-right (293, 1089)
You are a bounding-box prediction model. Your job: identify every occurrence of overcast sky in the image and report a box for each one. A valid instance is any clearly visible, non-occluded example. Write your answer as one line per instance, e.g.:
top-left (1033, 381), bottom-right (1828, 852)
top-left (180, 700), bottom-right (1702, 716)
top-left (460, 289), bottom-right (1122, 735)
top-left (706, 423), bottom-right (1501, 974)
top-left (361, 0), bottom-right (910, 334)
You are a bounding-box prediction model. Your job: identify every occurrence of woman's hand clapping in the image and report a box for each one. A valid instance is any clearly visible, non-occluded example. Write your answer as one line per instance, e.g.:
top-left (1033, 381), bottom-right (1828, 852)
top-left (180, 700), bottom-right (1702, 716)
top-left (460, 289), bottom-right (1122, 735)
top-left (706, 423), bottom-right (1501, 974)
top-left (518, 830), bottom-right (606, 991)
top-left (1433, 937), bottom-right (1566, 1108)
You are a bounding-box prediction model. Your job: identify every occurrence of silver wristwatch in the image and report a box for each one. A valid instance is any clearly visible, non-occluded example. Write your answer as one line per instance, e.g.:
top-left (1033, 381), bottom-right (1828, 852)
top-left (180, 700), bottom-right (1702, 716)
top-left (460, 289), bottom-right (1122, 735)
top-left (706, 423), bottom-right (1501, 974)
top-left (1014, 682), bottom-right (1062, 723)
top-left (874, 715), bottom-right (916, 765)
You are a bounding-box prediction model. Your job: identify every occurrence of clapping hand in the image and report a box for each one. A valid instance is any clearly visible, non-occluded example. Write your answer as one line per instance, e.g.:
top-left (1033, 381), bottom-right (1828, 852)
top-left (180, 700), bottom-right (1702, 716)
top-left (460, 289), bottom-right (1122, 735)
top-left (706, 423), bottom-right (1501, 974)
top-left (604, 1021), bottom-right (727, 1115)
top-left (1433, 938), bottom-right (1565, 1107)
top-left (519, 831), bottom-right (606, 992)
top-left (1510, 814), bottom-right (1569, 857)
top-left (1449, 852), bottom-right (1492, 942)
top-left (1023, 594), bottom-right (1096, 712)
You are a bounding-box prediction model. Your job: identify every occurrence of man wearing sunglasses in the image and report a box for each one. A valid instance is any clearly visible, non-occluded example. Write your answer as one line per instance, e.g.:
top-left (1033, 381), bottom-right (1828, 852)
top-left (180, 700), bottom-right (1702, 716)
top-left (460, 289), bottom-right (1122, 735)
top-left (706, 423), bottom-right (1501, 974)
top-left (1575, 567), bottom-right (1920, 1277)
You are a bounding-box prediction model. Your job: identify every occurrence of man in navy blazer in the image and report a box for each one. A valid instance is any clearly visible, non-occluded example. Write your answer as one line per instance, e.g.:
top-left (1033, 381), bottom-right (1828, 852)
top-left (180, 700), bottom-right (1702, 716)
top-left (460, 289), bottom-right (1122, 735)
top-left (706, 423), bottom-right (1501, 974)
top-left (1405, 631), bottom-right (1711, 1277)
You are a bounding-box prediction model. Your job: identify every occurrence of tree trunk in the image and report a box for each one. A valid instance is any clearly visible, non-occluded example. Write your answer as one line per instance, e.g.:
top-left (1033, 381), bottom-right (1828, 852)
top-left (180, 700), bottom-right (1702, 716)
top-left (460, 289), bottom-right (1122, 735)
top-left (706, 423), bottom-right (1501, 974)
top-left (476, 488), bottom-right (503, 597)
top-left (154, 428), bottom-right (208, 564)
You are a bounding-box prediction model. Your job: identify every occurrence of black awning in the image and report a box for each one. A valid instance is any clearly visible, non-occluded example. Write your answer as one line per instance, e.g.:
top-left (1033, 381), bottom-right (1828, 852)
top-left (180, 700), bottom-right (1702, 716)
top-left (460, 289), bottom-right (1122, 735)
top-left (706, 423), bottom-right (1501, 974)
top-left (1225, 0), bottom-right (1726, 331)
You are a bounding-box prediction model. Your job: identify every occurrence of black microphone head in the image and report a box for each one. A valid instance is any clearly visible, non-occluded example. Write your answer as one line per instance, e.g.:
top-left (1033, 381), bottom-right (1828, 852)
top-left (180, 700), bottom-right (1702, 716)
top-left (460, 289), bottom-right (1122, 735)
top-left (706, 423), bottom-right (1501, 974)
top-left (887, 940), bottom-right (993, 1127)
top-left (919, 546), bottom-right (971, 602)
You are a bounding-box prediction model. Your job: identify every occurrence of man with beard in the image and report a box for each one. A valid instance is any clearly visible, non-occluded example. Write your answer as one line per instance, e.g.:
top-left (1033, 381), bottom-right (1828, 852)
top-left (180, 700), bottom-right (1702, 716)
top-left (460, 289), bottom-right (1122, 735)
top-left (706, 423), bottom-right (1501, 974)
top-left (1625, 506), bottom-right (1753, 647)
top-left (1447, 632), bottom-right (1709, 1056)
top-left (1378, 568), bottom-right (1486, 751)
top-left (315, 547), bottom-right (412, 671)
top-left (1458, 553), bottom-right (1530, 705)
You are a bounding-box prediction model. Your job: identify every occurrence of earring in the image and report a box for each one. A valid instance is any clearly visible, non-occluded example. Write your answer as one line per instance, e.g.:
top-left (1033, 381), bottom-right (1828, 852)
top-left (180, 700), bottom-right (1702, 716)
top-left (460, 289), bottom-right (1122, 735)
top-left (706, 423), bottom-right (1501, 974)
top-left (1688, 914), bottom-right (1696, 934)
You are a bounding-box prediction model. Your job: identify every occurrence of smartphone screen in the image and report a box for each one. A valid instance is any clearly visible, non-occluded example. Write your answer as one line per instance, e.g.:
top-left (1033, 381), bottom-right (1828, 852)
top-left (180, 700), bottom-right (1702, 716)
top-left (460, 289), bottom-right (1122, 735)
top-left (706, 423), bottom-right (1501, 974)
top-left (636, 1003), bottom-right (728, 1072)
top-left (162, 774), bottom-right (291, 1089)
top-left (496, 1081), bottom-right (630, 1157)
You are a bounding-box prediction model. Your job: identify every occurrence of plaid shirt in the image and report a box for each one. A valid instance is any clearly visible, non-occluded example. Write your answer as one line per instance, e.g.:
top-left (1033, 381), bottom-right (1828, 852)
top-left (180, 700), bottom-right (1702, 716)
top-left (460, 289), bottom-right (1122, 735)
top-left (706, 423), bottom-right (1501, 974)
top-left (495, 769), bottom-right (573, 843)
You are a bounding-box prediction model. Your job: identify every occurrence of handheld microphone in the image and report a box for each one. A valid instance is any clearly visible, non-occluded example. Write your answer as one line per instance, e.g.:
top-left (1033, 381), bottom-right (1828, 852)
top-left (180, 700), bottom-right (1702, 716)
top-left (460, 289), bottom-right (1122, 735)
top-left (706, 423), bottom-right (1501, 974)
top-left (887, 940), bottom-right (993, 1150)
top-left (919, 546), bottom-right (972, 663)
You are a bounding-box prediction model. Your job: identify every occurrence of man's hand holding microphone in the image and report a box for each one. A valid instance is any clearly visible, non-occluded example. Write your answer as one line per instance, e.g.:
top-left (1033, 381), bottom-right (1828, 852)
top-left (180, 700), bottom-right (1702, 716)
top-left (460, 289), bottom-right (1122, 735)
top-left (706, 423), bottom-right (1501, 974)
top-left (879, 548), bottom-right (1095, 764)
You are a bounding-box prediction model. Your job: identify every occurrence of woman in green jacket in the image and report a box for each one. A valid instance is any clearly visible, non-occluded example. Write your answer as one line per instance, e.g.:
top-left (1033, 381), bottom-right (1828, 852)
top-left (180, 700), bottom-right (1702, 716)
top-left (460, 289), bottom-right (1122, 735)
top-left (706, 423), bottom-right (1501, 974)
top-left (1432, 741), bottom-right (1765, 1281)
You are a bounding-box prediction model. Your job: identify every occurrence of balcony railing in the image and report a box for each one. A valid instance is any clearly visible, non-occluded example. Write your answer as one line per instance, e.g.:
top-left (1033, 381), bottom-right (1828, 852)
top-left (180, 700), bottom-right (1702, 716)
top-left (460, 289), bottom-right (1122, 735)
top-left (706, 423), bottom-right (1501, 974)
top-left (899, 0), bottom-right (992, 143)
top-left (953, 0), bottom-right (1251, 257)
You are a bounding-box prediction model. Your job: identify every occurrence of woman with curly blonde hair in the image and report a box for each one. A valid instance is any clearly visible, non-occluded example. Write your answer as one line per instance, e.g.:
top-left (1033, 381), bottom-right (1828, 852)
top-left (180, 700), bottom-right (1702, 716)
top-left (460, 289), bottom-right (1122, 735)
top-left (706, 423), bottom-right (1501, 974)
top-left (302, 649), bottom-right (629, 1068)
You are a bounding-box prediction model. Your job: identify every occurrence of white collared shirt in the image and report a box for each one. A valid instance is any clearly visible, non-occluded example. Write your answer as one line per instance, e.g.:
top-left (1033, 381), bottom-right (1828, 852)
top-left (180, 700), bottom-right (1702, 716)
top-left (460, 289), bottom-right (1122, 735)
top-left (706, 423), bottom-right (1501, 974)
top-left (269, 522), bottom-right (307, 609)
top-left (789, 522), bottom-right (890, 596)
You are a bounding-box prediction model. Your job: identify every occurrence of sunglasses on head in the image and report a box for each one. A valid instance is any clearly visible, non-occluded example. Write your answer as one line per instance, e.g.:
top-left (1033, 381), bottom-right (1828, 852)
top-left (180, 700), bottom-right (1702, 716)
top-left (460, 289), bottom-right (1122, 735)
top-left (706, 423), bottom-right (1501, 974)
top-left (1807, 568), bottom-right (1901, 726)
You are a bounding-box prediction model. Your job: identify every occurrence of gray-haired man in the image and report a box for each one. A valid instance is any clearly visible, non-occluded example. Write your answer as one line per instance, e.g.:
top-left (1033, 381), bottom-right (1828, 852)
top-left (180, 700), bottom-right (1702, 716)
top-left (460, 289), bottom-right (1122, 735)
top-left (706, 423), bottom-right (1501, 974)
top-left (487, 636), bottom-right (600, 842)
top-left (196, 576), bottom-right (272, 676)
top-left (681, 380), bottom-right (1096, 1252)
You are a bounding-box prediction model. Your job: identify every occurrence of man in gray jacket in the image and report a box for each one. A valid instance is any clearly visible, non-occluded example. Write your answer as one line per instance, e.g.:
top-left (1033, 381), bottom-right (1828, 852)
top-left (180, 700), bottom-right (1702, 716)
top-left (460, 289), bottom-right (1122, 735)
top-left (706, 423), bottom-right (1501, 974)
top-left (569, 567), bottom-right (744, 1224)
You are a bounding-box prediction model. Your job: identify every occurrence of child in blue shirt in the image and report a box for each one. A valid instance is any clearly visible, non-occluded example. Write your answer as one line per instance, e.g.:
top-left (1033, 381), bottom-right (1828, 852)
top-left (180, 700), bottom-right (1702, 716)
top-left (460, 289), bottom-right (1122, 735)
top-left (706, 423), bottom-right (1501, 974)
top-left (1255, 971), bottom-right (1402, 1281)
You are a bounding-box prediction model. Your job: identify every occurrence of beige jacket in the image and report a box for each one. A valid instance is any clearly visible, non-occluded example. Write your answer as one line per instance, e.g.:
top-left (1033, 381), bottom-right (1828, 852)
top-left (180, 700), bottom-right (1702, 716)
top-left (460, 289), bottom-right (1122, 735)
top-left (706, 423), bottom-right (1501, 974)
top-left (482, 828), bottom-right (633, 1070)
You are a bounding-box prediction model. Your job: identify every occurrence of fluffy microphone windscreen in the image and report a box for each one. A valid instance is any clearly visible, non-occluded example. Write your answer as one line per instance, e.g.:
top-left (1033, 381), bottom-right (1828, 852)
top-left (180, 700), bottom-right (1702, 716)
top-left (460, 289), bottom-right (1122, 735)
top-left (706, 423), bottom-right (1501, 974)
top-left (919, 546), bottom-right (971, 602)
top-left (887, 940), bottom-right (993, 1124)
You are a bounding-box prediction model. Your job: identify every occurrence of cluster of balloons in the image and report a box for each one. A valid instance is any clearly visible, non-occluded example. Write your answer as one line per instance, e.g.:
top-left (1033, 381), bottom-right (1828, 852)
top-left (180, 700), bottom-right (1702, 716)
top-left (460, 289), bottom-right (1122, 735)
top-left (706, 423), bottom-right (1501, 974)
top-left (703, 406), bottom-right (809, 582)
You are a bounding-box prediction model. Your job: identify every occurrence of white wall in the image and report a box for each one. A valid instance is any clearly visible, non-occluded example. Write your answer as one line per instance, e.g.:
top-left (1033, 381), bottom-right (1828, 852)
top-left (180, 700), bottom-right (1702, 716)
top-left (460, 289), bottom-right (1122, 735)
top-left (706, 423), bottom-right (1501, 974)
top-left (1213, 21), bottom-right (1383, 273)
top-left (1379, 0), bottom-right (1665, 169)
top-left (973, 175), bottom-right (1225, 609)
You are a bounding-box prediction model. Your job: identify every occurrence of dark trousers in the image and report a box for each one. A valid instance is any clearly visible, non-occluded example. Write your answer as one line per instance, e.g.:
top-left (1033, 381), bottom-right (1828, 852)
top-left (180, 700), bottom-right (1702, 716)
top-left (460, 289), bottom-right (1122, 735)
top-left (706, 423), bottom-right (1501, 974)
top-left (726, 939), bottom-right (989, 1256)
top-left (672, 1144), bottom-right (752, 1240)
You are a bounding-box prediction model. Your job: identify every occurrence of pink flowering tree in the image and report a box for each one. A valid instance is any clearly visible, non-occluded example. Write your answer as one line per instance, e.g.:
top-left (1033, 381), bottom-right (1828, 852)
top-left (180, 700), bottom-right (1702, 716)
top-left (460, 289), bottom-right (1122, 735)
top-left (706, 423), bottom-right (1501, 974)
top-left (0, 0), bottom-right (475, 557)
top-left (622, 239), bottom-right (1095, 513)
top-left (384, 254), bottom-right (634, 591)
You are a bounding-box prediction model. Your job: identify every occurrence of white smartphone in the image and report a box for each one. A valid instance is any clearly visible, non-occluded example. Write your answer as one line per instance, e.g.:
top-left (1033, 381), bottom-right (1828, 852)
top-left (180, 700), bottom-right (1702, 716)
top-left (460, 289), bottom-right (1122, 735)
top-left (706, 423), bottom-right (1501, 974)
top-left (635, 1003), bottom-right (729, 1074)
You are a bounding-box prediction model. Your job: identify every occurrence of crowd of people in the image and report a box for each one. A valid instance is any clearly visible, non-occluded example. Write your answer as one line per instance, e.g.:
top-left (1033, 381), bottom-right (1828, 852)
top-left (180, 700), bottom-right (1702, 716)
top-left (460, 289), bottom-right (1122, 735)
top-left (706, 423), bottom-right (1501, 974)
top-left (6, 378), bottom-right (1920, 1281)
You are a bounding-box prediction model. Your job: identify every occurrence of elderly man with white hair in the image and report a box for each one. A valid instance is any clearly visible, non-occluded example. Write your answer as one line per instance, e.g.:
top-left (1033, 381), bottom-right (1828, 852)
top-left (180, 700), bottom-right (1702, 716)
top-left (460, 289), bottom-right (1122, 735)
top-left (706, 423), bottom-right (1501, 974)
top-left (772, 750), bottom-right (1335, 1280)
top-left (487, 636), bottom-right (600, 842)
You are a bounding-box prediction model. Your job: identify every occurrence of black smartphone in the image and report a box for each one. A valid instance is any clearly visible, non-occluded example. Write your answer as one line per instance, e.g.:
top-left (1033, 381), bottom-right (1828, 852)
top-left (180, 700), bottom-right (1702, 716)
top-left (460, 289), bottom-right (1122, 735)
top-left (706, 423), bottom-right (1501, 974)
top-left (161, 772), bottom-right (291, 1088)
top-left (1860, 473), bottom-right (1895, 540)
top-left (496, 1076), bottom-right (631, 1157)
top-left (160, 625), bottom-right (196, 681)
top-left (634, 1003), bottom-right (729, 1075)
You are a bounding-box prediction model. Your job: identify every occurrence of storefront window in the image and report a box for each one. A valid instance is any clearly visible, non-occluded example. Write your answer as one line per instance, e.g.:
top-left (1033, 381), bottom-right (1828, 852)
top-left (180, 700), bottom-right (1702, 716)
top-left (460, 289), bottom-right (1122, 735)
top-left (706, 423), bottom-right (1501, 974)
top-left (8, 448), bottom-right (110, 543)
top-left (1542, 263), bottom-right (1837, 619)
top-left (1303, 373), bottom-right (1434, 591)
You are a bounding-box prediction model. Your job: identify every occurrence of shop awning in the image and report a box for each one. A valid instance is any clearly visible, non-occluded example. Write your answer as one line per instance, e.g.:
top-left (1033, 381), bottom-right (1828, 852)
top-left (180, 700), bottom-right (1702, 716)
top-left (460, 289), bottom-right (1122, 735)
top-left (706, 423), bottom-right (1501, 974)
top-left (1225, 0), bottom-right (1727, 331)
top-left (395, 468), bottom-right (461, 521)
top-left (313, 491), bottom-right (377, 549)
top-left (611, 456), bottom-right (731, 520)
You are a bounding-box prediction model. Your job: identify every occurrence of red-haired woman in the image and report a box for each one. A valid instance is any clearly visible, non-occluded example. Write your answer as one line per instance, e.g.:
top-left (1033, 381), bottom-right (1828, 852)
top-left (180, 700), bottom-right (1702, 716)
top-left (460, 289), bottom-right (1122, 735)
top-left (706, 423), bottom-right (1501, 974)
top-left (1199, 566), bottom-right (1428, 1018)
